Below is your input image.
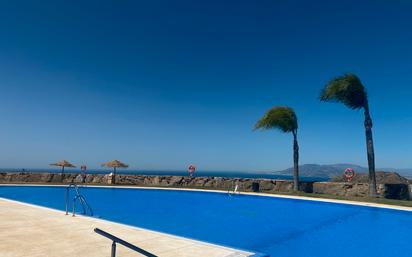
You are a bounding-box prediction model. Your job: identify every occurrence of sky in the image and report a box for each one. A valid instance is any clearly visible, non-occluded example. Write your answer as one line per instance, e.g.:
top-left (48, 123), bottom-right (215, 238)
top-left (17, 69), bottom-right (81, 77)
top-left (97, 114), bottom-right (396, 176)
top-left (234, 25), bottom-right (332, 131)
top-left (0, 0), bottom-right (411, 171)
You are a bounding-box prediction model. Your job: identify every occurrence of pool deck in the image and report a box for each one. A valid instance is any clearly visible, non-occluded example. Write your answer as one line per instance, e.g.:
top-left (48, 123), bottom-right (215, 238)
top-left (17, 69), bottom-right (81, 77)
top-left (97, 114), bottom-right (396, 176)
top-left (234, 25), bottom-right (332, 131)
top-left (0, 198), bottom-right (252, 257)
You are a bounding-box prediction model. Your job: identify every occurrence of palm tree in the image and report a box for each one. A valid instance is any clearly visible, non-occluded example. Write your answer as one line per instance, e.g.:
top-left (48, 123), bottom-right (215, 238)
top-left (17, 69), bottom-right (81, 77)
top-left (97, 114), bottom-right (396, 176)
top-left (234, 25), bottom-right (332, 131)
top-left (320, 73), bottom-right (377, 197)
top-left (255, 106), bottom-right (300, 191)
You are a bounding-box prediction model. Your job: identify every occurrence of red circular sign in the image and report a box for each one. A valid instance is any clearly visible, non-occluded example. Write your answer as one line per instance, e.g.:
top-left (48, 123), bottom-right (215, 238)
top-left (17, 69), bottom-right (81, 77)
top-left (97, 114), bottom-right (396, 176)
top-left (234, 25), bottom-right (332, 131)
top-left (188, 164), bottom-right (196, 172)
top-left (343, 168), bottom-right (355, 182)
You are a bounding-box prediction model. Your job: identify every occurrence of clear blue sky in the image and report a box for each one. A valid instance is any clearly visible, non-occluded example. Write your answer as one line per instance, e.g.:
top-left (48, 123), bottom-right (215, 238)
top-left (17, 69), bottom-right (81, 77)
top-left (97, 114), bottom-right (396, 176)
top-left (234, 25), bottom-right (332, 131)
top-left (0, 0), bottom-right (411, 171)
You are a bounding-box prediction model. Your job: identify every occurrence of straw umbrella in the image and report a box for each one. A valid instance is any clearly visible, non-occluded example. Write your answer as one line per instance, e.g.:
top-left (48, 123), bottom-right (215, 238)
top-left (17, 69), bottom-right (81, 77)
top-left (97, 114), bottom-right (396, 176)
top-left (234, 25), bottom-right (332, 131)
top-left (102, 160), bottom-right (128, 183)
top-left (49, 160), bottom-right (76, 175)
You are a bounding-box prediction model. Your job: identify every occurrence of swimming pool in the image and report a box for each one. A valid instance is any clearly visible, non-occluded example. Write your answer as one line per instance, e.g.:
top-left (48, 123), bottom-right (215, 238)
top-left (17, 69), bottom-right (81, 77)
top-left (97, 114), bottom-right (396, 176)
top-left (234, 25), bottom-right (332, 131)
top-left (0, 185), bottom-right (410, 257)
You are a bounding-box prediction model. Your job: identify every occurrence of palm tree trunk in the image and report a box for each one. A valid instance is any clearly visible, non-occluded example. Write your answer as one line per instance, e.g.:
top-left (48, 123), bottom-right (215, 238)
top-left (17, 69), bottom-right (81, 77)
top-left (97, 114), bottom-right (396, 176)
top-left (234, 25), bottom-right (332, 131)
top-left (364, 104), bottom-right (378, 197)
top-left (292, 131), bottom-right (299, 191)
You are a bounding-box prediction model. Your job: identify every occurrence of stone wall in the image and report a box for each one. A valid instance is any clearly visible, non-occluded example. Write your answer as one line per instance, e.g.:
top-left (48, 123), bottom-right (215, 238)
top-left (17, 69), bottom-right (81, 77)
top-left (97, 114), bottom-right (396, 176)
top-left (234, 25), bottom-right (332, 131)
top-left (116, 174), bottom-right (314, 192)
top-left (312, 181), bottom-right (410, 200)
top-left (0, 172), bottom-right (410, 200)
top-left (0, 172), bottom-right (313, 193)
top-left (313, 182), bottom-right (371, 197)
top-left (0, 172), bottom-right (108, 184)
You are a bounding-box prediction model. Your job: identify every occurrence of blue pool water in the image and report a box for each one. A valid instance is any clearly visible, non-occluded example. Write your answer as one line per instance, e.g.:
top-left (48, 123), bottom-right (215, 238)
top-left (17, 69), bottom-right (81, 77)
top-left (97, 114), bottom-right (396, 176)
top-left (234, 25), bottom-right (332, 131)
top-left (0, 185), bottom-right (410, 257)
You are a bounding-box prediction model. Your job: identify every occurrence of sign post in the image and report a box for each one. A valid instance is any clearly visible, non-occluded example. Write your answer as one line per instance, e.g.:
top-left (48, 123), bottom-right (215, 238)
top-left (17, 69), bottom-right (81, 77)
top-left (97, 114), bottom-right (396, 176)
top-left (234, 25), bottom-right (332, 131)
top-left (80, 165), bottom-right (87, 183)
top-left (188, 164), bottom-right (196, 178)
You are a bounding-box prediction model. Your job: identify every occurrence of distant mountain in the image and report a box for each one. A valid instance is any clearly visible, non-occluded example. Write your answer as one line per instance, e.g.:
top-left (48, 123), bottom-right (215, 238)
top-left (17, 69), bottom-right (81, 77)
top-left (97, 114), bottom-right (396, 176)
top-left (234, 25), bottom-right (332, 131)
top-left (274, 164), bottom-right (368, 178)
top-left (379, 168), bottom-right (412, 178)
top-left (275, 163), bottom-right (412, 179)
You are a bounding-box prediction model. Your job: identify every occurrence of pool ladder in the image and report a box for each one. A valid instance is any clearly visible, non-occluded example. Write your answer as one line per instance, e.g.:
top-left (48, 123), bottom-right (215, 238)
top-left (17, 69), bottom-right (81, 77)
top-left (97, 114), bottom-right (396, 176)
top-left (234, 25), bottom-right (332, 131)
top-left (228, 181), bottom-right (240, 195)
top-left (65, 183), bottom-right (94, 217)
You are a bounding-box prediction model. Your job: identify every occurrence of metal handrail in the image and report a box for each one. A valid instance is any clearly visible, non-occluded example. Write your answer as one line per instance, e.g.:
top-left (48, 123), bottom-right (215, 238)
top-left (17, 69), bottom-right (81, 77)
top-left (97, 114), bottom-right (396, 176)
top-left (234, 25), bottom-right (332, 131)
top-left (94, 228), bottom-right (158, 257)
top-left (66, 183), bottom-right (93, 216)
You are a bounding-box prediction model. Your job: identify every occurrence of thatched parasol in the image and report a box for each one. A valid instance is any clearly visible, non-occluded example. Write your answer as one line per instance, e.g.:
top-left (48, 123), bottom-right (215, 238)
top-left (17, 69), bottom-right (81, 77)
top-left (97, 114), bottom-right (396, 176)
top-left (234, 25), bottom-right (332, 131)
top-left (102, 160), bottom-right (129, 175)
top-left (49, 160), bottom-right (76, 174)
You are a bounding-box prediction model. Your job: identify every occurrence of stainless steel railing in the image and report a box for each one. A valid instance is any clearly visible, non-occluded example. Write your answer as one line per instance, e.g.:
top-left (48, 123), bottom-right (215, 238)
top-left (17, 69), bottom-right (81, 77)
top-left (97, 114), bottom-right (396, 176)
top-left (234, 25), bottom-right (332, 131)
top-left (65, 183), bottom-right (93, 217)
top-left (94, 228), bottom-right (158, 257)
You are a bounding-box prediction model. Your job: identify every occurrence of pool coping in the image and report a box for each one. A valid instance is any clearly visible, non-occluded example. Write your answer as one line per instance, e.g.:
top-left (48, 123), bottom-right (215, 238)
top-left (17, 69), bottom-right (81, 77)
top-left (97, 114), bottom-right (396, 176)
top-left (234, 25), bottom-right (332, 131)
top-left (0, 196), bottom-right (259, 257)
top-left (2, 183), bottom-right (412, 212)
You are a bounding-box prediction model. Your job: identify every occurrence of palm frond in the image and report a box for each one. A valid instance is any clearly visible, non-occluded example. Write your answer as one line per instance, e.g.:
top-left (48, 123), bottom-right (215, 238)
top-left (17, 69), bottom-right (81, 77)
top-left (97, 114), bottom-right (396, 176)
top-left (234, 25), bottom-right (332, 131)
top-left (320, 73), bottom-right (368, 110)
top-left (255, 106), bottom-right (297, 133)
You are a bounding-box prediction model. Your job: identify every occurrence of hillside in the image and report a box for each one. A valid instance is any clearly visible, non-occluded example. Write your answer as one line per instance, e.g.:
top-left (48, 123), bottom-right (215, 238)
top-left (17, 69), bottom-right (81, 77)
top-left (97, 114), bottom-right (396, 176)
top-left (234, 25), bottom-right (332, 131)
top-left (274, 163), bottom-right (412, 179)
top-left (332, 171), bottom-right (408, 184)
top-left (274, 164), bottom-right (368, 178)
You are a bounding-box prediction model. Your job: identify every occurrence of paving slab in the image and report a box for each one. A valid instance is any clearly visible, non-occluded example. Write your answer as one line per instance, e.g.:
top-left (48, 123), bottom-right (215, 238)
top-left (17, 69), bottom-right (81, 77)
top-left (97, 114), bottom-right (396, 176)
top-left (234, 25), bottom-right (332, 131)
top-left (0, 198), bottom-right (252, 257)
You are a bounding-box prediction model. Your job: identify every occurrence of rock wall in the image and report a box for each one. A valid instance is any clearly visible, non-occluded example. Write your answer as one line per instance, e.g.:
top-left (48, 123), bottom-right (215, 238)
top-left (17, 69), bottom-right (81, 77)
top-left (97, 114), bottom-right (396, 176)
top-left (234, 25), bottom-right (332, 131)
top-left (312, 182), bottom-right (410, 200)
top-left (313, 182), bottom-right (371, 197)
top-left (0, 172), bottom-right (409, 200)
top-left (332, 171), bottom-right (408, 184)
top-left (0, 172), bottom-right (108, 184)
top-left (116, 174), bottom-right (314, 192)
top-left (0, 172), bottom-right (313, 193)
